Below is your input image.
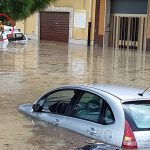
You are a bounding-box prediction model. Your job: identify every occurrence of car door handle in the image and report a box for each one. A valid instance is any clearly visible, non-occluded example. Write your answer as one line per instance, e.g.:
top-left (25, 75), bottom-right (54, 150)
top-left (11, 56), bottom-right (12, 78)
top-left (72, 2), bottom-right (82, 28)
top-left (87, 128), bottom-right (96, 135)
top-left (52, 119), bottom-right (60, 126)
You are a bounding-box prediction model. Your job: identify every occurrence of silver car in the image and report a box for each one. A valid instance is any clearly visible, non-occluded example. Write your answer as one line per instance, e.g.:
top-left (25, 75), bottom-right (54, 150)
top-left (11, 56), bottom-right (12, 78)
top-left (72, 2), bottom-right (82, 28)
top-left (18, 84), bottom-right (150, 149)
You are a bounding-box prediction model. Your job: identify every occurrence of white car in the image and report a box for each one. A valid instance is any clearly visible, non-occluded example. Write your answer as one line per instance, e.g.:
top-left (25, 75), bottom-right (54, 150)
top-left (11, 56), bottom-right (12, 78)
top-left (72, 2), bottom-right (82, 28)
top-left (0, 25), bottom-right (28, 43)
top-left (18, 84), bottom-right (150, 149)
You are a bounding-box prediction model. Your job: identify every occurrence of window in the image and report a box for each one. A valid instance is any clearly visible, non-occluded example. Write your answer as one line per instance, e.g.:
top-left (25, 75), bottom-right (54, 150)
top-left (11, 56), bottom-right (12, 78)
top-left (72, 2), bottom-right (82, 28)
top-left (42, 90), bottom-right (76, 114)
top-left (15, 33), bottom-right (26, 40)
top-left (103, 104), bottom-right (115, 125)
top-left (7, 33), bottom-right (26, 42)
top-left (74, 92), bottom-right (103, 122)
top-left (124, 101), bottom-right (150, 131)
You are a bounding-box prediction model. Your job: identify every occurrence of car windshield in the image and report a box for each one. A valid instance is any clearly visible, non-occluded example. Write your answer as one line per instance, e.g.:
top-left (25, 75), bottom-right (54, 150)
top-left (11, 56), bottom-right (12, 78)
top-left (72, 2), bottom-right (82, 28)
top-left (123, 101), bottom-right (150, 131)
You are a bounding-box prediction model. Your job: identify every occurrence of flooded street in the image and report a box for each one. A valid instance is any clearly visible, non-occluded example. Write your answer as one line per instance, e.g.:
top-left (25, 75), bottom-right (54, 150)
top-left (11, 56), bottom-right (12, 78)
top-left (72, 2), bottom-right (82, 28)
top-left (0, 40), bottom-right (150, 149)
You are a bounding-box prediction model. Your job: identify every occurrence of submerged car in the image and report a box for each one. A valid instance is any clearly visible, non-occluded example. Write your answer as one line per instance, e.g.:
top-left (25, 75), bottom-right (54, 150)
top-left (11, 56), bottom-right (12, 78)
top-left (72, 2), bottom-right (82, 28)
top-left (18, 84), bottom-right (150, 149)
top-left (0, 25), bottom-right (28, 43)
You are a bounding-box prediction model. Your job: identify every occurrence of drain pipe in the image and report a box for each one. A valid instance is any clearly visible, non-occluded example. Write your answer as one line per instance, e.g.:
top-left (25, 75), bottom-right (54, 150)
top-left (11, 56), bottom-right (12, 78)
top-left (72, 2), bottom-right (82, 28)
top-left (88, 0), bottom-right (92, 46)
top-left (88, 22), bottom-right (92, 46)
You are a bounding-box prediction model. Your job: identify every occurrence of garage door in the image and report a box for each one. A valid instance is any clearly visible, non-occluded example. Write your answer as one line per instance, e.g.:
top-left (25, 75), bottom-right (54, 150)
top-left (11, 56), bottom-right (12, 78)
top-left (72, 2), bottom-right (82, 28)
top-left (40, 12), bottom-right (69, 42)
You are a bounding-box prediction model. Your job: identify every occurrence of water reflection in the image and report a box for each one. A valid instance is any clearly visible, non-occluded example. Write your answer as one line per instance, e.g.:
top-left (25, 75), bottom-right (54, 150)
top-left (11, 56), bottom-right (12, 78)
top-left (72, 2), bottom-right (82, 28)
top-left (0, 40), bottom-right (150, 149)
top-left (0, 41), bottom-right (8, 49)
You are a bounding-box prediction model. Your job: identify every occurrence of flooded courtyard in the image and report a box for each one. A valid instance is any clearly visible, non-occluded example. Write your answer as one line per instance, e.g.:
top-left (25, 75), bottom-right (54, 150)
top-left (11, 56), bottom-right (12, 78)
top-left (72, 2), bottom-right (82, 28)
top-left (0, 40), bottom-right (150, 150)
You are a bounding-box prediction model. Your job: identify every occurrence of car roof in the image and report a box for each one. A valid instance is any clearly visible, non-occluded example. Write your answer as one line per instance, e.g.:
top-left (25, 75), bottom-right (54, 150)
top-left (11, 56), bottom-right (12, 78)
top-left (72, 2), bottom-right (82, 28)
top-left (61, 84), bottom-right (150, 102)
top-left (3, 30), bottom-right (23, 34)
top-left (3, 25), bottom-right (23, 34)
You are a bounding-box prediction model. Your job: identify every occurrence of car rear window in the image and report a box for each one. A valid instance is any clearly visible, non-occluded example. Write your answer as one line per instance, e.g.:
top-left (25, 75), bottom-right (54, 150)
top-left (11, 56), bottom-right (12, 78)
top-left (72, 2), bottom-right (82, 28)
top-left (123, 101), bottom-right (150, 131)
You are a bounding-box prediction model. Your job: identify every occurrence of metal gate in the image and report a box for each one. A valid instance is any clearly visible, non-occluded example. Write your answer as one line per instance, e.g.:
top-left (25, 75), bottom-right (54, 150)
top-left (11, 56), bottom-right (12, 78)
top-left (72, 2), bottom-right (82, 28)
top-left (110, 14), bottom-right (147, 50)
top-left (40, 12), bottom-right (69, 42)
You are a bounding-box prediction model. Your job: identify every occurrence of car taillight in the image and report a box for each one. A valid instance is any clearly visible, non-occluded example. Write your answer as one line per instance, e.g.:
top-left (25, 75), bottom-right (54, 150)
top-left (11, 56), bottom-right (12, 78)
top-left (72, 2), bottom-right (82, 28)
top-left (7, 34), bottom-right (13, 38)
top-left (122, 120), bottom-right (137, 149)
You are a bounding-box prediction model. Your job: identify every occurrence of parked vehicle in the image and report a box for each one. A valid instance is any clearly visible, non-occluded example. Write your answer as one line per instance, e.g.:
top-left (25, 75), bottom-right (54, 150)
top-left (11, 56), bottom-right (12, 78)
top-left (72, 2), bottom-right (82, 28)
top-left (18, 84), bottom-right (150, 149)
top-left (0, 25), bottom-right (28, 43)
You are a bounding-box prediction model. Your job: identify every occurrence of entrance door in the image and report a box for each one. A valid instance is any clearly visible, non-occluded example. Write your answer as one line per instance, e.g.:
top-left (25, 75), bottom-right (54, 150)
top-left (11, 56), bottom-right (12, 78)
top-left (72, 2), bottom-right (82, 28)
top-left (63, 91), bottom-right (103, 140)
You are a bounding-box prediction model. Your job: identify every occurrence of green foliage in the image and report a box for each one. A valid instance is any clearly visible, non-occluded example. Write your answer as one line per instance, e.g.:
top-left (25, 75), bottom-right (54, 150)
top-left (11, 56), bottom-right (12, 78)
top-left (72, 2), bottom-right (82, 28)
top-left (0, 0), bottom-right (56, 21)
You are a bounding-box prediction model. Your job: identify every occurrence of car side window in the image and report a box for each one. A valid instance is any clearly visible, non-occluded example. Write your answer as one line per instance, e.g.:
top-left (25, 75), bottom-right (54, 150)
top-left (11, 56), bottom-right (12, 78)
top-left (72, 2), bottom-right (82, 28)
top-left (7, 33), bottom-right (26, 42)
top-left (42, 90), bottom-right (76, 114)
top-left (74, 92), bottom-right (103, 122)
top-left (15, 33), bottom-right (26, 40)
top-left (103, 104), bottom-right (115, 125)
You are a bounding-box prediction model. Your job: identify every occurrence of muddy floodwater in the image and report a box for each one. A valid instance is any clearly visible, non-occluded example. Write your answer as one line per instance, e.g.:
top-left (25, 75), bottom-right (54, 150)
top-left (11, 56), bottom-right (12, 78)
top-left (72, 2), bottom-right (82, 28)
top-left (0, 40), bottom-right (150, 150)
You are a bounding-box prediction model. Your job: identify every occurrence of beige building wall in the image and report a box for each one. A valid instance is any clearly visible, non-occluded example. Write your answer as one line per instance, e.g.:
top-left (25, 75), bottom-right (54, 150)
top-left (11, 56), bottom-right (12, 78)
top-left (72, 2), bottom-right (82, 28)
top-left (146, 0), bottom-right (150, 50)
top-left (16, 0), bottom-right (97, 45)
top-left (147, 0), bottom-right (150, 38)
top-left (55, 0), bottom-right (96, 44)
top-left (24, 15), bottom-right (36, 35)
top-left (16, 15), bottom-right (36, 35)
top-left (55, 0), bottom-right (85, 9)
top-left (99, 0), bottom-right (105, 35)
top-left (15, 21), bottom-right (24, 33)
top-left (91, 0), bottom-right (96, 40)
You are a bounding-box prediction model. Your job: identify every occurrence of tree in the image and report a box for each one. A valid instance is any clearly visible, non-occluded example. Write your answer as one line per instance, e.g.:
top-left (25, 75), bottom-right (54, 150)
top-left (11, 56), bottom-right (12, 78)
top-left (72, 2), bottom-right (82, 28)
top-left (0, 0), bottom-right (56, 21)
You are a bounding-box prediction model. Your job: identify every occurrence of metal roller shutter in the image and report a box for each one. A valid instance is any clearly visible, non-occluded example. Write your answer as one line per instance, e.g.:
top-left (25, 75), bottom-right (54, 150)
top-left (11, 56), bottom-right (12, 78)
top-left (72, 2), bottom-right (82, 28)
top-left (40, 12), bottom-right (69, 42)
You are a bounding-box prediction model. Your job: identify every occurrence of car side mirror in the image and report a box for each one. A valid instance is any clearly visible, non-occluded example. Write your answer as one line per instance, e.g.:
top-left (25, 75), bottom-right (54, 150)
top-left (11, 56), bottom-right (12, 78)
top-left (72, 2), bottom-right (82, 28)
top-left (32, 104), bottom-right (42, 112)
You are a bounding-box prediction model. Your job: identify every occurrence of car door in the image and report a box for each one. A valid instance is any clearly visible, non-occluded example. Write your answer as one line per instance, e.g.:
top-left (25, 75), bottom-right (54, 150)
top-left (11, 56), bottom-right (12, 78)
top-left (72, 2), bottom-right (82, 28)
top-left (62, 91), bottom-right (104, 140)
top-left (100, 102), bottom-right (116, 144)
top-left (33, 89), bottom-right (78, 127)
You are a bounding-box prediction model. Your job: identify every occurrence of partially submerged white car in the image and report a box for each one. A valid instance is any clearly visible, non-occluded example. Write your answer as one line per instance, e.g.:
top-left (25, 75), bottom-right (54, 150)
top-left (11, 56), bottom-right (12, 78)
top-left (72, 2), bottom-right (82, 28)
top-left (18, 84), bottom-right (150, 149)
top-left (0, 25), bottom-right (28, 43)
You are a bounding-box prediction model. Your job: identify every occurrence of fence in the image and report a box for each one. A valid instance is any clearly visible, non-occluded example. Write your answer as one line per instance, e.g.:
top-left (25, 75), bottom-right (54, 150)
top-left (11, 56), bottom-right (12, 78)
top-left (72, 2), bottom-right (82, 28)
top-left (109, 14), bottom-right (147, 50)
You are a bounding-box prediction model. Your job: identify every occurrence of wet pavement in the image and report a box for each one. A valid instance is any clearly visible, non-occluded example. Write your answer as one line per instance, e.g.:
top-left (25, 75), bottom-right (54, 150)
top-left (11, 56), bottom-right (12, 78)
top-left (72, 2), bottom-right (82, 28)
top-left (0, 40), bottom-right (150, 149)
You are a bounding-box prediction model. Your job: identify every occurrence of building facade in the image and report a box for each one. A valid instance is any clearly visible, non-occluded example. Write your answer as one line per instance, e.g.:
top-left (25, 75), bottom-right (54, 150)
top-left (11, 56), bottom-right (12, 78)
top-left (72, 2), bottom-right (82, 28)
top-left (16, 0), bottom-right (150, 51)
